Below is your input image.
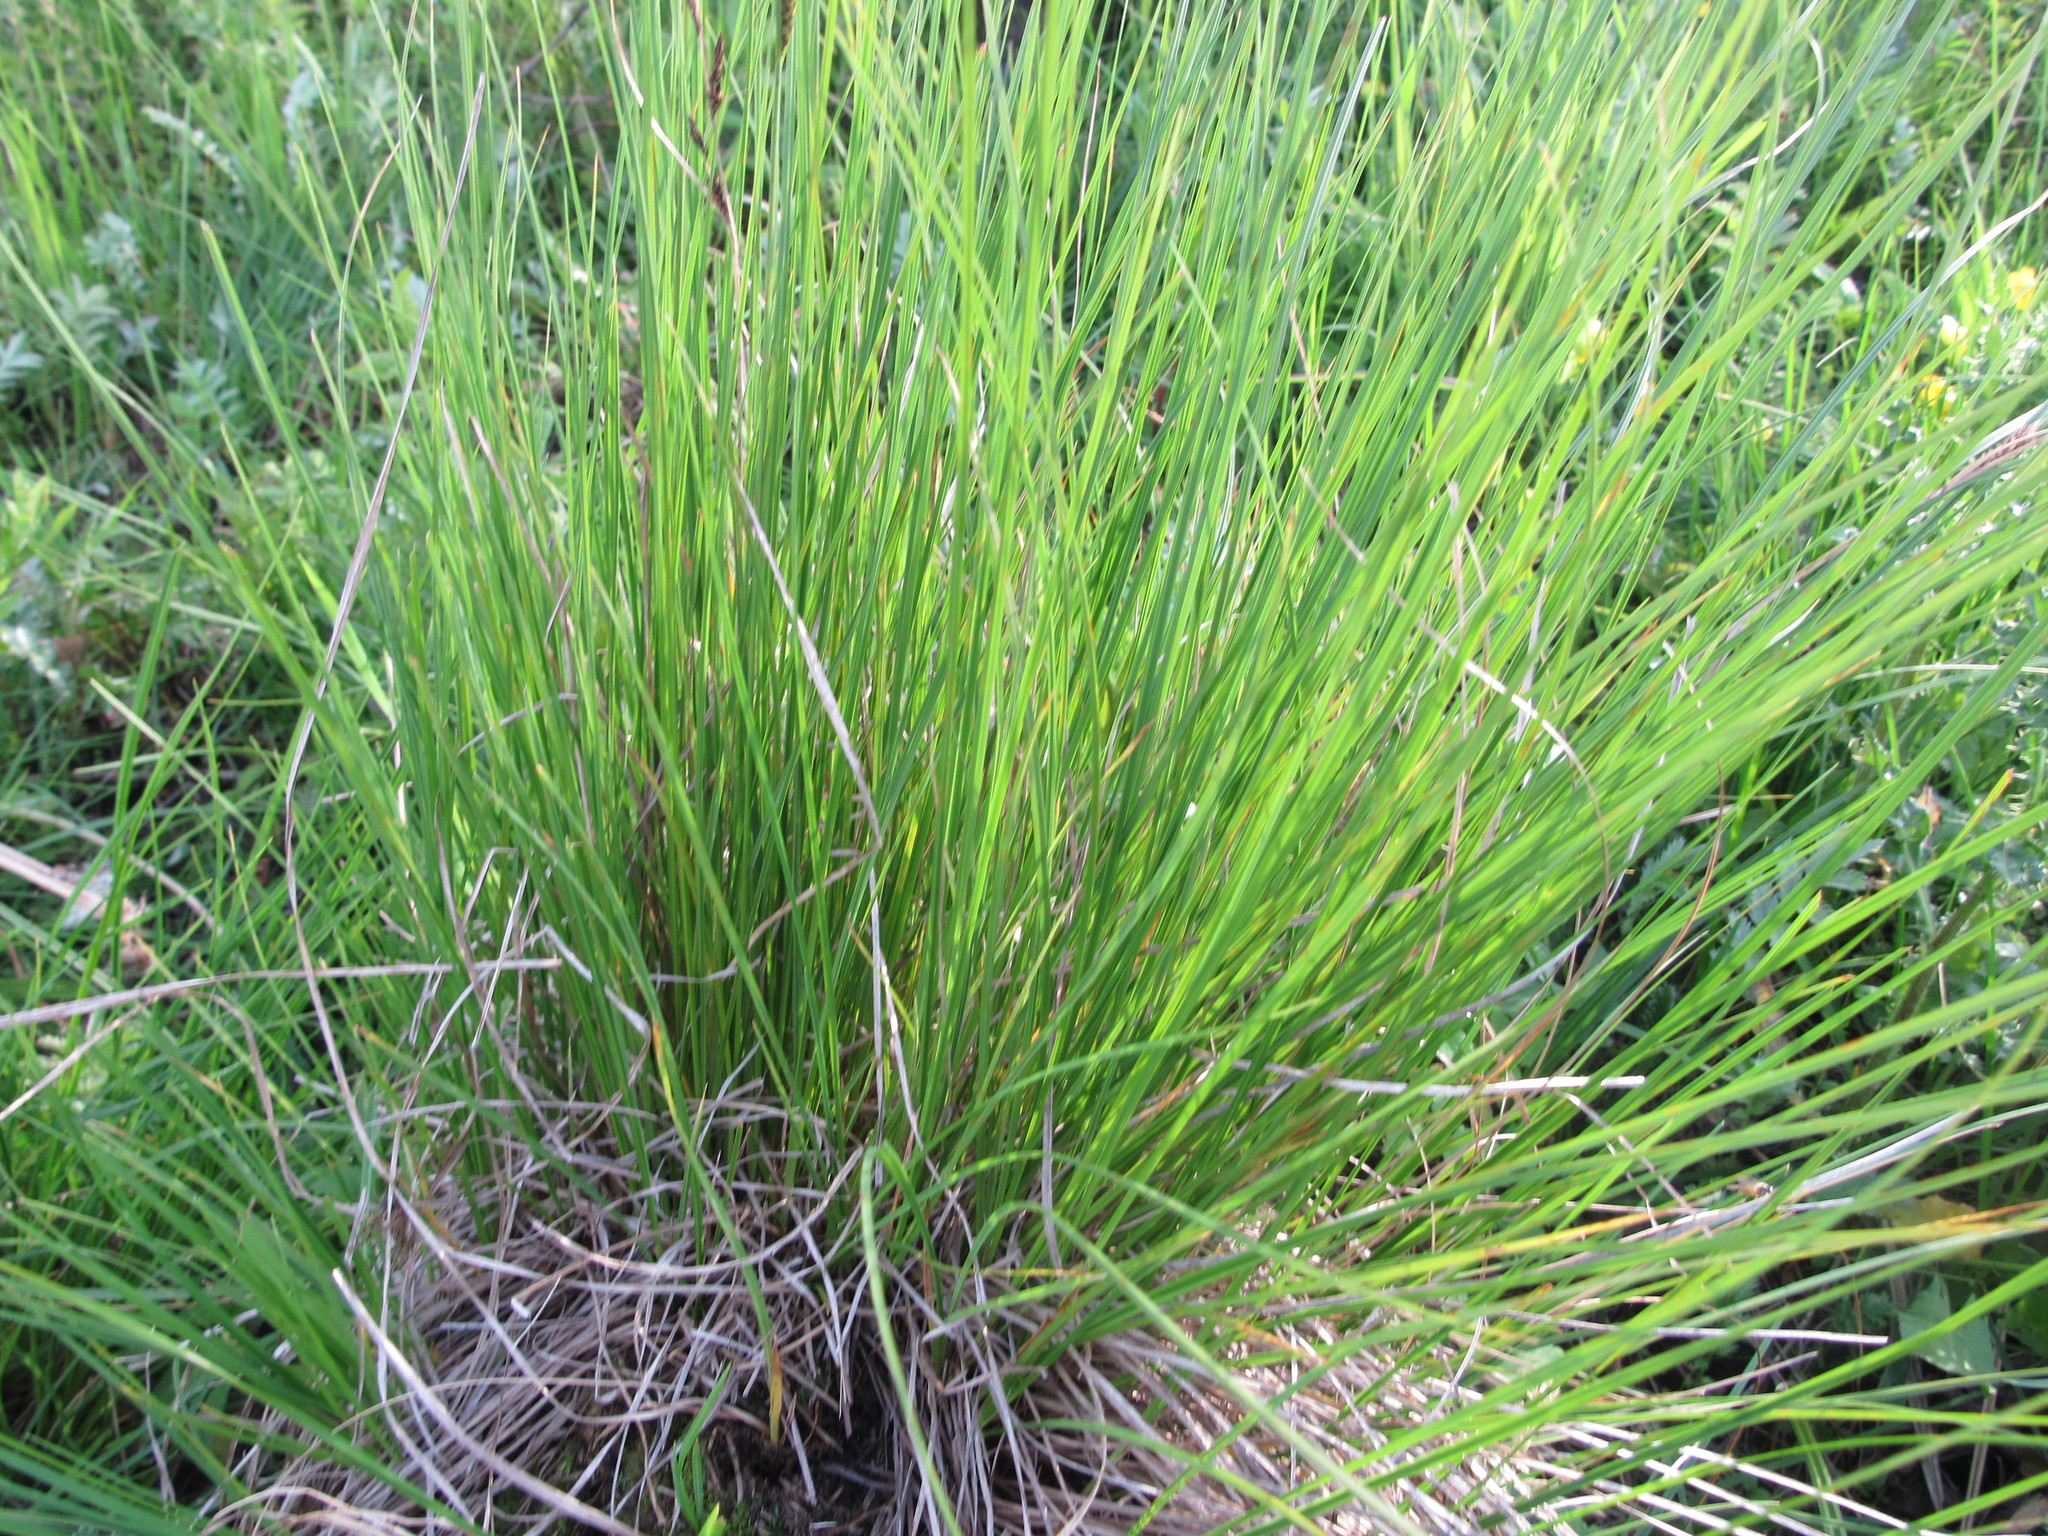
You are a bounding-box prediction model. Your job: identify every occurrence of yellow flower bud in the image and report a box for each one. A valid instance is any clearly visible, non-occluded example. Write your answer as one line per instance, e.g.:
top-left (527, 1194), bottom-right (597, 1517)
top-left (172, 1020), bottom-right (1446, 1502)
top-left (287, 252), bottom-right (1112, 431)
top-left (2009, 266), bottom-right (2040, 312)
top-left (1938, 313), bottom-right (1967, 349)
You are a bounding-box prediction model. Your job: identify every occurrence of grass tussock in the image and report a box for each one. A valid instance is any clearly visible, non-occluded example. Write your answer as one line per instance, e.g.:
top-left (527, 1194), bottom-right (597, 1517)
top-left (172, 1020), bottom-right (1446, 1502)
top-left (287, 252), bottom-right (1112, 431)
top-left (3, 0), bottom-right (2048, 1531)
top-left (225, 1093), bottom-right (1550, 1536)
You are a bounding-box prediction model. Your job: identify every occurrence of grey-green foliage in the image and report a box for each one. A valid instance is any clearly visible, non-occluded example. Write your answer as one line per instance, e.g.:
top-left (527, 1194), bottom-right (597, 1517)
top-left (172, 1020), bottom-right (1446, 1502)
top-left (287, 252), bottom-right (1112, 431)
top-left (0, 332), bottom-right (39, 393)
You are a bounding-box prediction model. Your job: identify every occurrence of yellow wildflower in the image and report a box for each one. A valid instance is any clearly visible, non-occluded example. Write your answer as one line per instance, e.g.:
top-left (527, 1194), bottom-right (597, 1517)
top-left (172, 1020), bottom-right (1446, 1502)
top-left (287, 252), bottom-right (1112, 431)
top-left (1919, 373), bottom-right (1956, 415)
top-left (1938, 313), bottom-right (1967, 349)
top-left (2009, 266), bottom-right (2040, 312)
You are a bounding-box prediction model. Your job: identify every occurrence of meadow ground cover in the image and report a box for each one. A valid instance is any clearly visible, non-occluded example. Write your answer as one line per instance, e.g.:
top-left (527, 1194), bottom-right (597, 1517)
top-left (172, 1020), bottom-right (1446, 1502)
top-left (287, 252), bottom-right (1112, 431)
top-left (4, 0), bottom-right (2048, 1532)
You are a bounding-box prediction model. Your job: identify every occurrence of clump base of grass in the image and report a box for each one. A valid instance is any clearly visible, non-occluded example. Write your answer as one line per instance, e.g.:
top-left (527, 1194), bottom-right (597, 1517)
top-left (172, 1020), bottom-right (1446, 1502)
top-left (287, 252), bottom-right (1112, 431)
top-left (226, 1084), bottom-right (1566, 1536)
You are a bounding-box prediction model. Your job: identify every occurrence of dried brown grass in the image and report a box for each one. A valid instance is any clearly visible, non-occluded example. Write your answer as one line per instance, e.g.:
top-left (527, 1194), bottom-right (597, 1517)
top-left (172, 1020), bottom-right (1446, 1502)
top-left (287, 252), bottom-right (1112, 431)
top-left (213, 1097), bottom-right (1560, 1536)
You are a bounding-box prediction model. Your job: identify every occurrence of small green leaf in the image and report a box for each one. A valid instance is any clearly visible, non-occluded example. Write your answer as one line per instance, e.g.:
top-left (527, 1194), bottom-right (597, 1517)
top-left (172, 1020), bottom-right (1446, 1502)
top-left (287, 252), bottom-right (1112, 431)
top-left (1498, 1343), bottom-right (1565, 1382)
top-left (1900, 1279), bottom-right (1999, 1376)
top-left (2007, 1289), bottom-right (2048, 1358)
